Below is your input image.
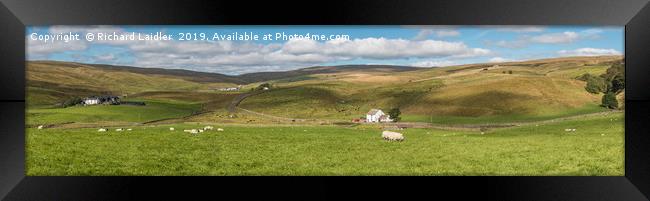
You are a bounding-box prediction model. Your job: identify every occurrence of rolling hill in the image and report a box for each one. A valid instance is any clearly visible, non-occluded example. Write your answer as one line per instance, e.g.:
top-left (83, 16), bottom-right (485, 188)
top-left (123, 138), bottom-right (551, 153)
top-left (26, 61), bottom-right (422, 107)
top-left (238, 56), bottom-right (623, 123)
top-left (27, 61), bottom-right (237, 107)
top-left (27, 55), bottom-right (623, 124)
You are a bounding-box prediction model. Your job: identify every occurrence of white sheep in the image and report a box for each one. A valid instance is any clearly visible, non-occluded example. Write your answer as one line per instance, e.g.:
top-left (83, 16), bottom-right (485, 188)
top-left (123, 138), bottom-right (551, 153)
top-left (169, 127), bottom-right (175, 131)
top-left (116, 128), bottom-right (123, 132)
top-left (37, 125), bottom-right (44, 129)
top-left (198, 129), bottom-right (204, 133)
top-left (217, 128), bottom-right (224, 132)
top-left (204, 126), bottom-right (213, 130)
top-left (382, 131), bottom-right (404, 142)
top-left (127, 128), bottom-right (132, 131)
top-left (190, 129), bottom-right (198, 134)
top-left (98, 128), bottom-right (107, 132)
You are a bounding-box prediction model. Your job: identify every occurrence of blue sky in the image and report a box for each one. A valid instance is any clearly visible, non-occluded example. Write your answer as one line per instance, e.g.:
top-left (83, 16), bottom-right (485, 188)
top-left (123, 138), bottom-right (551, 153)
top-left (27, 26), bottom-right (623, 75)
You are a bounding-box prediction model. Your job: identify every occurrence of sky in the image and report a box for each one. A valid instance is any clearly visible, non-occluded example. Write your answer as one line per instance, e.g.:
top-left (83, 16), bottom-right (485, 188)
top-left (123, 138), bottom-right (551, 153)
top-left (26, 26), bottom-right (623, 75)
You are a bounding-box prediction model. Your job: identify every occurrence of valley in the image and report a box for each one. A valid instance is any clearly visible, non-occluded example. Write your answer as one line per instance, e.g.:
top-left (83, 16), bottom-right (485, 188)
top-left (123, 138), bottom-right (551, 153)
top-left (25, 55), bottom-right (625, 175)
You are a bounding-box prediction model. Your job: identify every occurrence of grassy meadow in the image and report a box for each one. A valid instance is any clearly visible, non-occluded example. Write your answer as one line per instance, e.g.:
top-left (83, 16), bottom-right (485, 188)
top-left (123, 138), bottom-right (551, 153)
top-left (25, 56), bottom-right (626, 176)
top-left (27, 99), bottom-right (201, 126)
top-left (26, 112), bottom-right (623, 176)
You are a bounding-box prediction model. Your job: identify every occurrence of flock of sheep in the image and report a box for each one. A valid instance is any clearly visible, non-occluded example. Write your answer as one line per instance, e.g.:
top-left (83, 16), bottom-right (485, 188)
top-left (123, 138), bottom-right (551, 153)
top-left (94, 125), bottom-right (224, 134)
top-left (182, 126), bottom-right (225, 134)
top-left (36, 124), bottom-right (585, 142)
top-left (96, 128), bottom-right (134, 132)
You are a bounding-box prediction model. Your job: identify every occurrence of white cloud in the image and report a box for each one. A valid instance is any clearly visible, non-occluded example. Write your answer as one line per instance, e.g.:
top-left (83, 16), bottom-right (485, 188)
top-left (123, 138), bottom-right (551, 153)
top-left (488, 57), bottom-right (516, 63)
top-left (129, 37), bottom-right (490, 73)
top-left (27, 26), bottom-right (125, 58)
top-left (282, 38), bottom-right (489, 59)
top-left (487, 40), bottom-right (528, 49)
top-left (414, 29), bottom-right (460, 40)
top-left (95, 54), bottom-right (116, 61)
top-left (435, 30), bottom-right (460, 37)
top-left (580, 28), bottom-right (603, 40)
top-left (529, 31), bottom-right (579, 44)
top-left (27, 36), bottom-right (87, 59)
top-left (413, 30), bottom-right (434, 40)
top-left (410, 60), bottom-right (456, 67)
top-left (488, 31), bottom-right (594, 49)
top-left (557, 48), bottom-right (622, 57)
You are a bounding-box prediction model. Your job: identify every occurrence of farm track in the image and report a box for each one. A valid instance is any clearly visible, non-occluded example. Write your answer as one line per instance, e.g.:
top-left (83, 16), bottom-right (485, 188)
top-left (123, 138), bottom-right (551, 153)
top-left (227, 90), bottom-right (268, 113)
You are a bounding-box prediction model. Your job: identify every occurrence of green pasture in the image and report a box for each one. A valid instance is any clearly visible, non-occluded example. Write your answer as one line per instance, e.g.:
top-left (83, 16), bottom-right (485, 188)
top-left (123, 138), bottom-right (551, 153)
top-left (27, 100), bottom-right (201, 126)
top-left (26, 112), bottom-right (624, 176)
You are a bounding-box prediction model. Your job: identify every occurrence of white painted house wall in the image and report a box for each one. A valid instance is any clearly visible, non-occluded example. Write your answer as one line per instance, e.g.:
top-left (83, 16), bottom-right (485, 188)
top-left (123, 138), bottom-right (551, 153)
top-left (84, 99), bottom-right (100, 105)
top-left (366, 109), bottom-right (386, 123)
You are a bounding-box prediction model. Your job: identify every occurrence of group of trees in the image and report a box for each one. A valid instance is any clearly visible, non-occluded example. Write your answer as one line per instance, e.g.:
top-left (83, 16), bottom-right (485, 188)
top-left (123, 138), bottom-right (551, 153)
top-left (61, 97), bottom-right (82, 108)
top-left (388, 108), bottom-right (401, 122)
top-left (253, 83), bottom-right (272, 91)
top-left (578, 61), bottom-right (625, 109)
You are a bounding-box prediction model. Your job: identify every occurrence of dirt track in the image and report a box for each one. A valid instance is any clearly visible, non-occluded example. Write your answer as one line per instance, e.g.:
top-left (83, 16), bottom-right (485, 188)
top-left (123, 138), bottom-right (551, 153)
top-left (227, 90), bottom-right (268, 113)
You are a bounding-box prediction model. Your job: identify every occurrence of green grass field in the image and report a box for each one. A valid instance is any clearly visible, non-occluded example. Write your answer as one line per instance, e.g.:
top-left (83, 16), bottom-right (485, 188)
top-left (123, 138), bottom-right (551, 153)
top-left (401, 103), bottom-right (608, 124)
top-left (27, 100), bottom-right (201, 126)
top-left (26, 112), bottom-right (623, 176)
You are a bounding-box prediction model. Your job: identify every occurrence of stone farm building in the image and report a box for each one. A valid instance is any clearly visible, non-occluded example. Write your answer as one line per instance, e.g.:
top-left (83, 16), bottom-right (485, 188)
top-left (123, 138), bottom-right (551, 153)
top-left (82, 95), bottom-right (120, 105)
top-left (366, 109), bottom-right (393, 123)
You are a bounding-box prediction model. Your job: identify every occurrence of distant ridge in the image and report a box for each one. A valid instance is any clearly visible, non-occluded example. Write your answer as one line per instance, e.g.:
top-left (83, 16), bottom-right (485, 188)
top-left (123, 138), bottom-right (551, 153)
top-left (28, 61), bottom-right (422, 84)
top-left (238, 65), bottom-right (420, 83)
top-left (28, 55), bottom-right (622, 85)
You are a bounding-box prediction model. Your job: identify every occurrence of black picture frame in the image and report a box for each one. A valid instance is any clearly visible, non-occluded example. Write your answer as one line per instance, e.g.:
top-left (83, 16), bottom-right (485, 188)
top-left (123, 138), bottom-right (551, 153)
top-left (1, 0), bottom-right (650, 200)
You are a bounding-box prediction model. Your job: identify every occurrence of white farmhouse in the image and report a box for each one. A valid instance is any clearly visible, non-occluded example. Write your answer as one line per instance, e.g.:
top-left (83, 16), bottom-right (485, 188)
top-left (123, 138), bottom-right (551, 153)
top-left (218, 85), bottom-right (243, 91)
top-left (83, 98), bottom-right (100, 105)
top-left (82, 95), bottom-right (120, 106)
top-left (366, 109), bottom-right (393, 123)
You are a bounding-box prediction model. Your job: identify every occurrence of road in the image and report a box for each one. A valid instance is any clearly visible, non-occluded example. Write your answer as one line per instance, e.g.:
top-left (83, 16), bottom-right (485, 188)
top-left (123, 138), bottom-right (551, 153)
top-left (227, 90), bottom-right (268, 113)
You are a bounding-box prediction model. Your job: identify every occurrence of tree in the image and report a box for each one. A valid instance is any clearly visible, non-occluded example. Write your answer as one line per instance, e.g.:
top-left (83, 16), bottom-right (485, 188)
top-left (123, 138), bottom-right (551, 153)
top-left (609, 76), bottom-right (625, 94)
top-left (581, 60), bottom-right (625, 109)
top-left (255, 83), bottom-right (271, 91)
top-left (388, 108), bottom-right (401, 122)
top-left (583, 74), bottom-right (608, 94)
top-left (62, 97), bottom-right (82, 108)
top-left (602, 92), bottom-right (618, 109)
